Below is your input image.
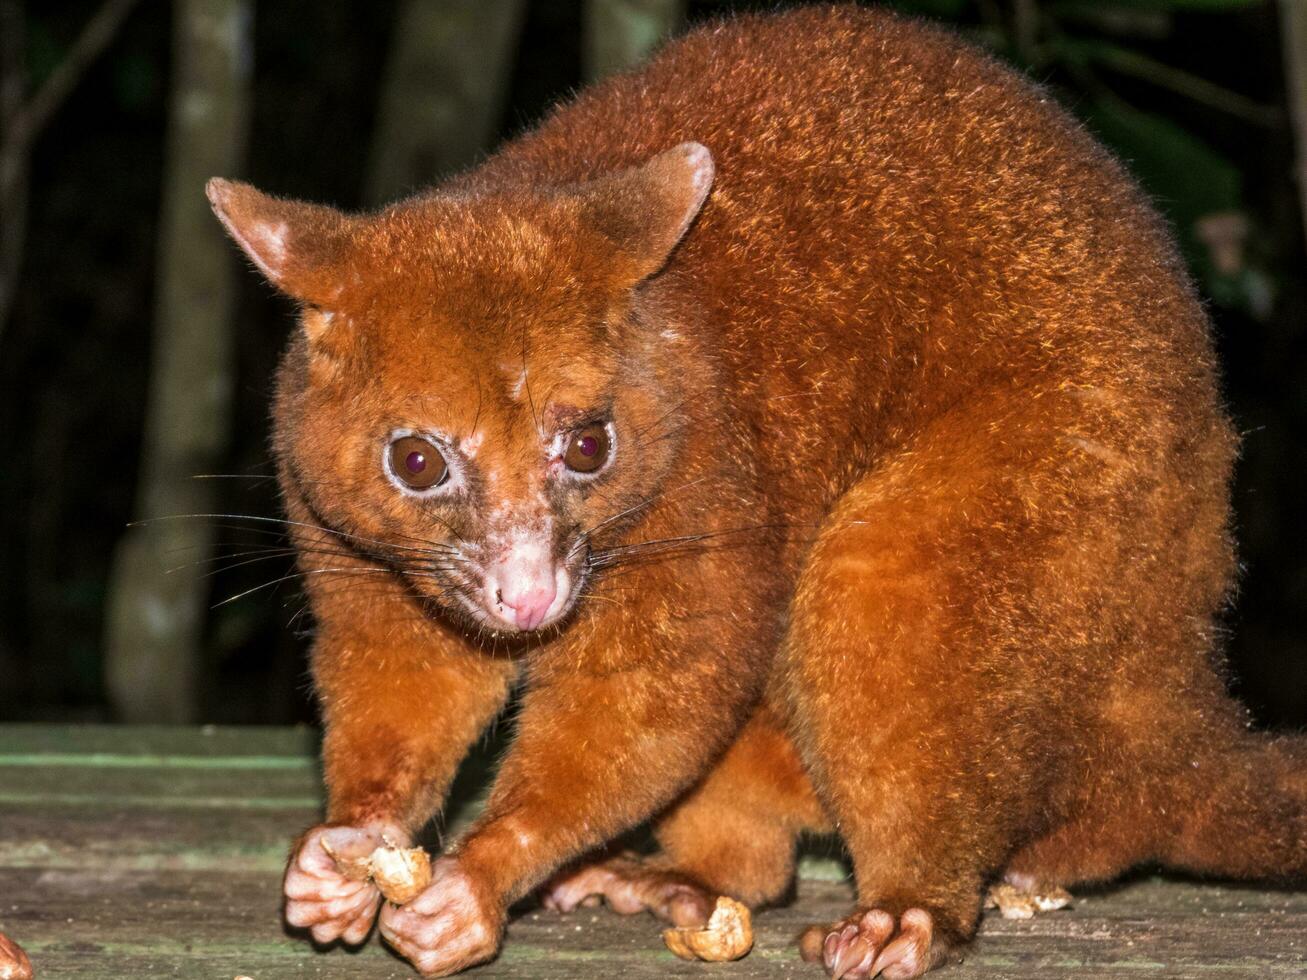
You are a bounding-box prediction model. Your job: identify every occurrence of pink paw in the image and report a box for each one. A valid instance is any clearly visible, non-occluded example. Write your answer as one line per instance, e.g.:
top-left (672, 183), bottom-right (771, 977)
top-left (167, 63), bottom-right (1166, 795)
top-left (378, 856), bottom-right (504, 977)
top-left (541, 855), bottom-right (715, 928)
top-left (800, 907), bottom-right (938, 980)
top-left (283, 824), bottom-right (390, 946)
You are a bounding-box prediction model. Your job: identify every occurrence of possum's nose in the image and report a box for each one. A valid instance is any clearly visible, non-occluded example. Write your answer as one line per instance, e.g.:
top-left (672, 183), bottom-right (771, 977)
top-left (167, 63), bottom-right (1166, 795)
top-left (482, 538), bottom-right (570, 631)
top-left (497, 582), bottom-right (557, 631)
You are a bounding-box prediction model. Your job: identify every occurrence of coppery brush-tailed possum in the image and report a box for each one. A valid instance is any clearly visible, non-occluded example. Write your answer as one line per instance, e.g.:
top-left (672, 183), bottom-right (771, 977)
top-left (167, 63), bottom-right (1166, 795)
top-left (207, 5), bottom-right (1306, 977)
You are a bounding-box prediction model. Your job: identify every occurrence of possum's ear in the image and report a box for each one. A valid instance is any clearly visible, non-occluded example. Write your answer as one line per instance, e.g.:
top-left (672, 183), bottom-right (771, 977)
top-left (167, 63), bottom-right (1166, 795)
top-left (579, 142), bottom-right (714, 282)
top-left (206, 178), bottom-right (356, 308)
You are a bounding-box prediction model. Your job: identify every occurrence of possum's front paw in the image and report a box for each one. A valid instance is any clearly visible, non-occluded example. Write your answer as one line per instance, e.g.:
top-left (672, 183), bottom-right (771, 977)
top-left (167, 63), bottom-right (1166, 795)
top-left (283, 824), bottom-right (394, 945)
top-left (378, 856), bottom-right (504, 977)
top-left (800, 908), bottom-right (944, 980)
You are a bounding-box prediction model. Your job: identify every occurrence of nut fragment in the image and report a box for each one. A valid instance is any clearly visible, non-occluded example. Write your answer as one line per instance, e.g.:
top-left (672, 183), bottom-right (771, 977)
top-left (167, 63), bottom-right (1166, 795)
top-left (321, 837), bottom-right (433, 906)
top-left (662, 896), bottom-right (753, 962)
top-left (369, 841), bottom-right (433, 905)
top-left (0, 931), bottom-right (33, 980)
top-left (984, 881), bottom-right (1073, 920)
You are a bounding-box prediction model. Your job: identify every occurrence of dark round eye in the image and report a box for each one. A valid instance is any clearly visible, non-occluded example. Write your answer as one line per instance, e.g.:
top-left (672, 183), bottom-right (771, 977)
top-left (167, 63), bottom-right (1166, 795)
top-left (388, 435), bottom-right (449, 490)
top-left (564, 424), bottom-right (610, 474)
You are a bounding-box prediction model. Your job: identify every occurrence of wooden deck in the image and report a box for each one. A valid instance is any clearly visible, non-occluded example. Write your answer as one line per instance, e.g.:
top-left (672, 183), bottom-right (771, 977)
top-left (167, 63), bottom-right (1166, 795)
top-left (0, 725), bottom-right (1303, 979)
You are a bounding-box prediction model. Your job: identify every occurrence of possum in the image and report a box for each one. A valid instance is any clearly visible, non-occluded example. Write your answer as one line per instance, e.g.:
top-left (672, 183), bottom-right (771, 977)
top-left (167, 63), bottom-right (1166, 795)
top-left (208, 6), bottom-right (1305, 977)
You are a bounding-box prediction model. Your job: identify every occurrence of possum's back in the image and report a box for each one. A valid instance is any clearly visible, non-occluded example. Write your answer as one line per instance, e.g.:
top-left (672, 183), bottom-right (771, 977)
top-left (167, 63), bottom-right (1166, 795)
top-left (475, 4), bottom-right (1227, 465)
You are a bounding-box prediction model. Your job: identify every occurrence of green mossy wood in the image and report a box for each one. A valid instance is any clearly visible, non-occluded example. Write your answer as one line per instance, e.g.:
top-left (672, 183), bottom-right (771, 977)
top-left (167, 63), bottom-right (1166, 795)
top-left (0, 726), bottom-right (1303, 978)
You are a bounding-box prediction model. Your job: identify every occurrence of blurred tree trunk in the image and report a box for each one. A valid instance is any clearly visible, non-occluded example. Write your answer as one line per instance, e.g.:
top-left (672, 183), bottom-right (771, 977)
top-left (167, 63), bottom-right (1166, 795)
top-left (104, 0), bottom-right (252, 722)
top-left (365, 0), bottom-right (526, 205)
top-left (0, 0), bottom-right (143, 340)
top-left (583, 0), bottom-right (684, 82)
top-left (0, 0), bottom-right (27, 345)
top-left (1282, 0), bottom-right (1307, 247)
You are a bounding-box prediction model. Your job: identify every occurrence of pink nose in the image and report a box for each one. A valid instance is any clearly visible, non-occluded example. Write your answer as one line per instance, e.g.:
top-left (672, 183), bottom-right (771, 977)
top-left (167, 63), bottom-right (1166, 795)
top-left (497, 583), bottom-right (557, 631)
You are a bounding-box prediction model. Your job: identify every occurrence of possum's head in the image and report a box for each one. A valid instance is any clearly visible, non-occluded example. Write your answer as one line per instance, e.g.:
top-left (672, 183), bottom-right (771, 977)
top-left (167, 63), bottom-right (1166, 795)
top-left (208, 143), bottom-right (713, 635)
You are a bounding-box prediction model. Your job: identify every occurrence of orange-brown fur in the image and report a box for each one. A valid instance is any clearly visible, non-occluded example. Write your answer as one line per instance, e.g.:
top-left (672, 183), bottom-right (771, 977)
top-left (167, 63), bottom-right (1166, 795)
top-left (209, 6), bottom-right (1305, 977)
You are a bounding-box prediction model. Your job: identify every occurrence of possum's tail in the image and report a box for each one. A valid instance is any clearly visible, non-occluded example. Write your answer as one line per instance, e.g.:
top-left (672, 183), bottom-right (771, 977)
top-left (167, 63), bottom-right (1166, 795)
top-left (1162, 733), bottom-right (1307, 880)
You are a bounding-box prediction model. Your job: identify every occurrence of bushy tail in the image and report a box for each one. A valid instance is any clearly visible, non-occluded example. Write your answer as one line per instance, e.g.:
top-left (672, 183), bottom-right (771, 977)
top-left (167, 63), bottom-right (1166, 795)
top-left (1163, 734), bottom-right (1307, 881)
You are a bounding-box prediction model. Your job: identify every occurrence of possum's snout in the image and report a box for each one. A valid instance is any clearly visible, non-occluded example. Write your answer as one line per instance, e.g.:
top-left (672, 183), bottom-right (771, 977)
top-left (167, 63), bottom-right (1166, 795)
top-left (479, 533), bottom-right (575, 632)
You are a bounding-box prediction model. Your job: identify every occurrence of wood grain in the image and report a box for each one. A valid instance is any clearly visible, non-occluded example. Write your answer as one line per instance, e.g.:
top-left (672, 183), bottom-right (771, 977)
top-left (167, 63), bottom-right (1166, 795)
top-left (0, 725), bottom-right (1303, 978)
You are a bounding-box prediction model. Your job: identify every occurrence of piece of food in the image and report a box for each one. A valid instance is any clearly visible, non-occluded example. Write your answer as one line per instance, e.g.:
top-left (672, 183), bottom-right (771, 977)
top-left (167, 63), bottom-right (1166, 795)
top-left (662, 896), bottom-right (753, 962)
top-left (321, 837), bottom-right (433, 905)
top-left (368, 841), bottom-right (433, 905)
top-left (0, 932), bottom-right (33, 980)
top-left (984, 882), bottom-right (1073, 920)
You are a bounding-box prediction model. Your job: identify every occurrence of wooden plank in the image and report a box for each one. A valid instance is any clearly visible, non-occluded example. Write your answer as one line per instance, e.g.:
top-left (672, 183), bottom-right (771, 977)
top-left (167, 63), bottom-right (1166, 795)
top-left (0, 723), bottom-right (317, 757)
top-left (0, 807), bottom-right (305, 871)
top-left (3, 866), bottom-right (1306, 978)
top-left (0, 766), bottom-right (318, 804)
top-left (0, 724), bottom-right (491, 873)
top-left (2, 725), bottom-right (1305, 977)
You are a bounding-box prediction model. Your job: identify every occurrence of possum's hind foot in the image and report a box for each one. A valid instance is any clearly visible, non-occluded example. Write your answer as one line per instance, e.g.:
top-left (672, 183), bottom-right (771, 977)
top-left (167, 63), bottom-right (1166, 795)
top-left (540, 854), bottom-right (715, 928)
top-left (984, 872), bottom-right (1073, 920)
top-left (799, 907), bottom-right (946, 980)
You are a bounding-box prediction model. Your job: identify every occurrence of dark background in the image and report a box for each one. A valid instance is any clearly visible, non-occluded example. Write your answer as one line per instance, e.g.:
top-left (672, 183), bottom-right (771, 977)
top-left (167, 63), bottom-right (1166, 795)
top-left (1, 0), bottom-right (1304, 726)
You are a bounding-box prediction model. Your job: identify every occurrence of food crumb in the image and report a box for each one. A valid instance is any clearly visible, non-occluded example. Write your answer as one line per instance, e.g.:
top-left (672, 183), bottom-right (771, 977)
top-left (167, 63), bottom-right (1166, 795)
top-left (663, 897), bottom-right (753, 962)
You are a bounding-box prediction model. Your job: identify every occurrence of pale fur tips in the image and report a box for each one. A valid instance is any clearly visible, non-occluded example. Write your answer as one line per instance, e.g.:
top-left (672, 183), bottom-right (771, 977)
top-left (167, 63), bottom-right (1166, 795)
top-left (634, 142), bottom-right (715, 274)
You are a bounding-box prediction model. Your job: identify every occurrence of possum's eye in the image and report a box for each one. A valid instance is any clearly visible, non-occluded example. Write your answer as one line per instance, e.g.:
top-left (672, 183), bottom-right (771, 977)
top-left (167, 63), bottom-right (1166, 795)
top-left (564, 424), bottom-right (611, 474)
top-left (388, 435), bottom-right (449, 491)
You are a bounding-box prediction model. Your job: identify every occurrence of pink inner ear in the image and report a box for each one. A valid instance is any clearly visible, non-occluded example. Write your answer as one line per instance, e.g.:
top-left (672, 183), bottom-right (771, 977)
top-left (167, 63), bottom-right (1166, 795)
top-left (217, 213), bottom-right (289, 284)
top-left (206, 177), bottom-right (356, 308)
top-left (238, 220), bottom-right (291, 282)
